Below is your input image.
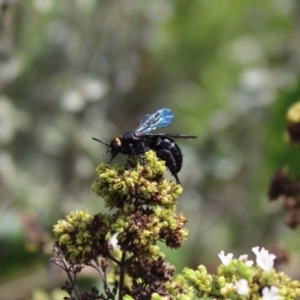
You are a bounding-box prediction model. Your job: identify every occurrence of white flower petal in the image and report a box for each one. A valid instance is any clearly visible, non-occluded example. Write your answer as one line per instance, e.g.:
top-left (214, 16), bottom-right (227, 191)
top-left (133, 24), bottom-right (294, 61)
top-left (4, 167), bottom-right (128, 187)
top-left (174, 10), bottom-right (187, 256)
top-left (218, 250), bottom-right (233, 266)
top-left (262, 286), bottom-right (280, 300)
top-left (239, 254), bottom-right (254, 266)
top-left (235, 279), bottom-right (249, 295)
top-left (245, 260), bottom-right (254, 267)
top-left (108, 233), bottom-right (120, 250)
top-left (252, 246), bottom-right (276, 272)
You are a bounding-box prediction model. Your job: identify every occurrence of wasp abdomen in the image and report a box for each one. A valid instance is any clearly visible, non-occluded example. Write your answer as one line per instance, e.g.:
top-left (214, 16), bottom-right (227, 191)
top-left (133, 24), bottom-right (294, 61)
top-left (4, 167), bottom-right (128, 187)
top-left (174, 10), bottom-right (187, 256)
top-left (154, 137), bottom-right (183, 184)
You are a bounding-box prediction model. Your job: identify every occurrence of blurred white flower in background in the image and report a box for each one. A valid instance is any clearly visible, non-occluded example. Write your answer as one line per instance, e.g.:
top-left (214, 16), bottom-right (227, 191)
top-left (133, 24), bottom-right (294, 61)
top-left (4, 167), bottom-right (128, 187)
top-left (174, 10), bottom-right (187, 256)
top-left (61, 90), bottom-right (86, 113)
top-left (0, 96), bottom-right (31, 144)
top-left (60, 77), bottom-right (109, 112)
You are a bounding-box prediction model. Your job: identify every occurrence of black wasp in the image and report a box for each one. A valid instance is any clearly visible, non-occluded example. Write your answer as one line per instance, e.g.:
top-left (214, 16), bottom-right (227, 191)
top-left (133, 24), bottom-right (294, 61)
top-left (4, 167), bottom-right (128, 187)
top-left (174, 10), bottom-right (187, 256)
top-left (92, 108), bottom-right (197, 184)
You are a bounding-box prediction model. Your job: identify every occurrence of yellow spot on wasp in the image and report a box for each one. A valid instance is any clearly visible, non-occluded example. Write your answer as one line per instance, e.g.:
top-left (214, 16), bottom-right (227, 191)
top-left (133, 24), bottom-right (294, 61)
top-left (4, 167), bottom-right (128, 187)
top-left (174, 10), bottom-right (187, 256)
top-left (114, 137), bottom-right (122, 146)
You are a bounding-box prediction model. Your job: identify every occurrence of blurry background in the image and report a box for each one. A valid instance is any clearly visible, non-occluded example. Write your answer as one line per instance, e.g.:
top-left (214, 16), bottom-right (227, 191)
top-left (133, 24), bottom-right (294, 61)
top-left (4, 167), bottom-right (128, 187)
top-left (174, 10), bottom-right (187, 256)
top-left (1, 0), bottom-right (300, 299)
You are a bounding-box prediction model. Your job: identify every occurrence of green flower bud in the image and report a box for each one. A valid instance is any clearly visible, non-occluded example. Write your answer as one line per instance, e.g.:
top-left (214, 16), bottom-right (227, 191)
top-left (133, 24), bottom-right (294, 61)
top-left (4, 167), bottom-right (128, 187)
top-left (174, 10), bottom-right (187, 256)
top-left (85, 245), bottom-right (91, 252)
top-left (53, 210), bottom-right (113, 263)
top-left (218, 276), bottom-right (225, 285)
top-left (149, 245), bottom-right (159, 255)
top-left (151, 293), bottom-right (168, 300)
top-left (59, 233), bottom-right (71, 244)
top-left (287, 102), bottom-right (300, 123)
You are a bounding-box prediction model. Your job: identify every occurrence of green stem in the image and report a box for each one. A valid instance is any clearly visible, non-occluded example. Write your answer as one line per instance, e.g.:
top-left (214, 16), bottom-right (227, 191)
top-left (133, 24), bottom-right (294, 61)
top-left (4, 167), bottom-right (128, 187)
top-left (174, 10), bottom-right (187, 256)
top-left (118, 251), bottom-right (127, 300)
top-left (70, 269), bottom-right (82, 300)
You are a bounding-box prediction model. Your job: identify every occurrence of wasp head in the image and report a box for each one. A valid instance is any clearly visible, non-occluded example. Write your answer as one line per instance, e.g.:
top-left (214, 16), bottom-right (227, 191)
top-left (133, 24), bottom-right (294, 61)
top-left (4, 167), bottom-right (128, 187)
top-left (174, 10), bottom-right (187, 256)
top-left (109, 137), bottom-right (122, 158)
top-left (92, 136), bottom-right (122, 163)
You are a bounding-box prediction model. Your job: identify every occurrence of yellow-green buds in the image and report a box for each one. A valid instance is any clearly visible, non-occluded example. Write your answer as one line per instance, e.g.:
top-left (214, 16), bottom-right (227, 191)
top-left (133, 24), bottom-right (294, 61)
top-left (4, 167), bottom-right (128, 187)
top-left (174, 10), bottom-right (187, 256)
top-left (92, 150), bottom-right (182, 210)
top-left (287, 101), bottom-right (300, 144)
top-left (53, 211), bottom-right (113, 263)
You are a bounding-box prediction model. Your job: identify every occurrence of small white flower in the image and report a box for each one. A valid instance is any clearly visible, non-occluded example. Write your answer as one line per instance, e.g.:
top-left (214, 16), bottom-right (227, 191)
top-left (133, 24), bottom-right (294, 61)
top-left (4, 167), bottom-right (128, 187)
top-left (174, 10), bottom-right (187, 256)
top-left (262, 286), bottom-right (280, 300)
top-left (239, 254), bottom-right (254, 267)
top-left (108, 233), bottom-right (120, 250)
top-left (218, 250), bottom-right (233, 266)
top-left (252, 246), bottom-right (276, 272)
top-left (235, 279), bottom-right (249, 296)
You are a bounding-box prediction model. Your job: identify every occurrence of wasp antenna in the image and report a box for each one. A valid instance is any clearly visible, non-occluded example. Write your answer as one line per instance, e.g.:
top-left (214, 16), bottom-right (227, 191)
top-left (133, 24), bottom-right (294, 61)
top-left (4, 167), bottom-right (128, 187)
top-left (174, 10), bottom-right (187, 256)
top-left (92, 137), bottom-right (110, 146)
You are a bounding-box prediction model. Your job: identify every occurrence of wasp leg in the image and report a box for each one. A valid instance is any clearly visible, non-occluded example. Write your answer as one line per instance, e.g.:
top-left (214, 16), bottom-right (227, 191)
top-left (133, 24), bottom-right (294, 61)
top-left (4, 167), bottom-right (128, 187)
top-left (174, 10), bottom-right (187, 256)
top-left (108, 157), bottom-right (115, 164)
top-left (136, 141), bottom-right (148, 166)
top-left (140, 155), bottom-right (146, 166)
top-left (156, 148), bottom-right (181, 185)
top-left (127, 143), bottom-right (138, 155)
top-left (126, 143), bottom-right (147, 166)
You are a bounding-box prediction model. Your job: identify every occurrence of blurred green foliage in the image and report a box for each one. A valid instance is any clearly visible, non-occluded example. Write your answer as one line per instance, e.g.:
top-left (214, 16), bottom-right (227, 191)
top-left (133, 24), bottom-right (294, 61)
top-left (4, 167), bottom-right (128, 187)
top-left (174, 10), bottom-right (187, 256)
top-left (1, 0), bottom-right (300, 299)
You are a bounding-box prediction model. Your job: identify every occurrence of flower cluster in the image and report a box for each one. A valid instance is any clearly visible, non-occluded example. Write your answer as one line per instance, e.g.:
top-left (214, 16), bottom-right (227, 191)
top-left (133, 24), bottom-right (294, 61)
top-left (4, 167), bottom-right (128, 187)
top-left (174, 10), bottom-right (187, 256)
top-left (52, 151), bottom-right (189, 299)
top-left (91, 151), bottom-right (187, 258)
top-left (92, 151), bottom-right (182, 210)
top-left (183, 247), bottom-right (300, 299)
top-left (51, 142), bottom-right (300, 299)
top-left (53, 210), bottom-right (112, 263)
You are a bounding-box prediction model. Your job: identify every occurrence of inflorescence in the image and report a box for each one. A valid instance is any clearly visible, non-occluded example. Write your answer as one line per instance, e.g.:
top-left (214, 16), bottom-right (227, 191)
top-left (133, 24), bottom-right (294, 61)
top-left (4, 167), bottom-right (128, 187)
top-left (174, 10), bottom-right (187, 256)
top-left (183, 248), bottom-right (300, 299)
top-left (52, 151), bottom-right (189, 299)
top-left (51, 144), bottom-right (300, 299)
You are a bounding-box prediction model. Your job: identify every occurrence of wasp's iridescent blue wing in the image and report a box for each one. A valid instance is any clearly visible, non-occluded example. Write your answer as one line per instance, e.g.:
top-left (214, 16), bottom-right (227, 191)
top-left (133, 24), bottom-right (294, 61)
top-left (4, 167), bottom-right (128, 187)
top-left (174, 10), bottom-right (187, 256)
top-left (136, 108), bottom-right (174, 133)
top-left (140, 113), bottom-right (151, 125)
top-left (137, 133), bottom-right (198, 139)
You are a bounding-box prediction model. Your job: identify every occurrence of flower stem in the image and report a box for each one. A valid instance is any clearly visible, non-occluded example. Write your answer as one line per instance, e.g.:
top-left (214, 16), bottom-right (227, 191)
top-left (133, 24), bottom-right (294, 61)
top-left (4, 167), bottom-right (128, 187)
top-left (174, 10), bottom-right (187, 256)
top-left (88, 259), bottom-right (111, 296)
top-left (118, 251), bottom-right (127, 300)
